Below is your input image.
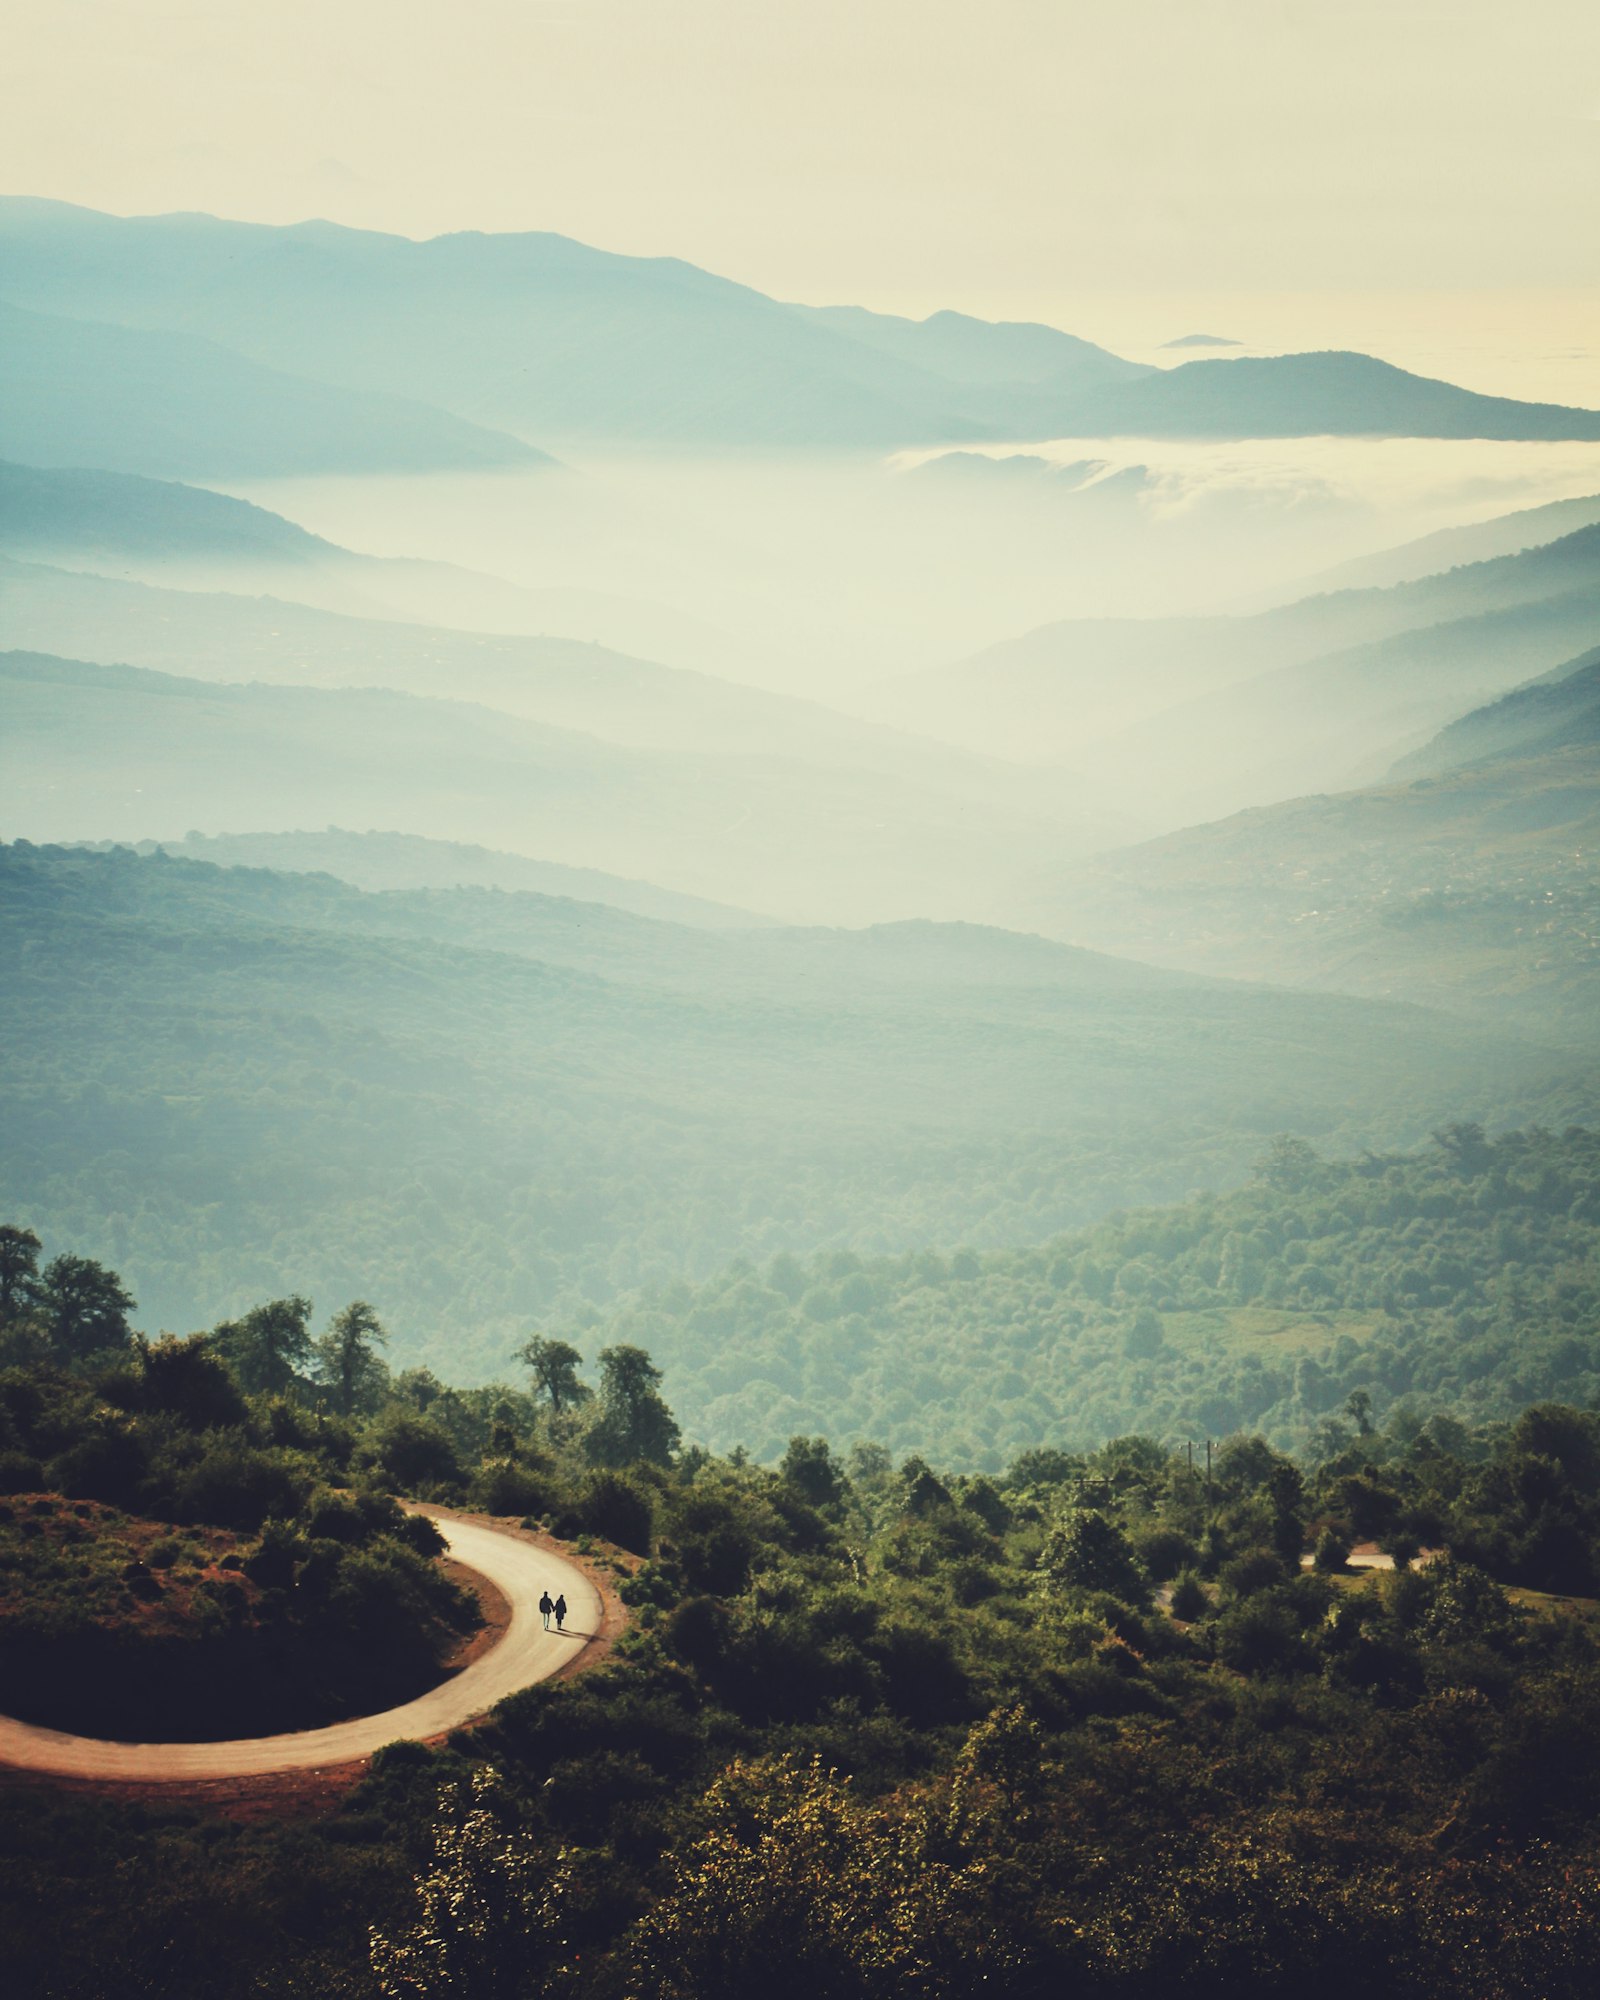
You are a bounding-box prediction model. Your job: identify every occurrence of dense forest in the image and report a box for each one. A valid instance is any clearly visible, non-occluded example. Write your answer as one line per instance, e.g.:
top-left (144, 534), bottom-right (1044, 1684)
top-left (586, 1124), bottom-right (1600, 1464)
top-left (4, 840), bottom-right (1591, 1388)
top-left (5, 1228), bottom-right (1600, 1996)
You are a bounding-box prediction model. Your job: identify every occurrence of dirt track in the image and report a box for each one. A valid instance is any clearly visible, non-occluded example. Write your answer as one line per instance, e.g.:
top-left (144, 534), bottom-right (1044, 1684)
top-left (0, 1507), bottom-right (602, 1784)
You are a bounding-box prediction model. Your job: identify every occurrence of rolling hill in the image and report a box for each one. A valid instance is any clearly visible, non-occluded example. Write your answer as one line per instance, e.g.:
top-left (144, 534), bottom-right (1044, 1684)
top-left (873, 518), bottom-right (1600, 821)
top-left (124, 829), bottom-right (775, 930)
top-left (1, 839), bottom-right (1582, 1381)
top-left (1034, 652), bottom-right (1600, 1039)
top-left (0, 570), bottom-right (1113, 839)
top-left (1286, 492), bottom-right (1600, 597)
top-left (0, 458), bottom-right (754, 672)
top-left (0, 650), bottom-right (1111, 925)
top-left (1393, 645), bottom-right (1600, 776)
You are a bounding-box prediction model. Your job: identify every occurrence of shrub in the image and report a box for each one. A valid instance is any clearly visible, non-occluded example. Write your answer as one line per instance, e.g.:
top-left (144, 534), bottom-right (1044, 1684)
top-left (469, 1459), bottom-right (551, 1519)
top-left (583, 1469), bottom-right (654, 1554)
top-left (364, 1413), bottom-right (463, 1493)
top-left (1313, 1528), bottom-right (1349, 1573)
top-left (1139, 1526), bottom-right (1201, 1582)
top-left (1169, 1570), bottom-right (1209, 1621)
top-left (1219, 1548), bottom-right (1293, 1601)
top-left (170, 1441), bottom-right (307, 1532)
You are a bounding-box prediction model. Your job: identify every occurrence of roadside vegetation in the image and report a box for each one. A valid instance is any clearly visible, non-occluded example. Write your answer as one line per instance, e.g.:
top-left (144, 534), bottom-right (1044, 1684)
top-left (3, 1217), bottom-right (1600, 1995)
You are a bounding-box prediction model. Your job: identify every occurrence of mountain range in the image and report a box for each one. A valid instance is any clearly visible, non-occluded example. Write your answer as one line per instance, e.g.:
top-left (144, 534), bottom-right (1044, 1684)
top-left (0, 649), bottom-right (1112, 925)
top-left (1034, 648), bottom-right (1600, 1041)
top-left (0, 298), bottom-right (544, 478)
top-left (5, 198), bottom-right (1600, 455)
top-left (874, 519), bottom-right (1600, 823)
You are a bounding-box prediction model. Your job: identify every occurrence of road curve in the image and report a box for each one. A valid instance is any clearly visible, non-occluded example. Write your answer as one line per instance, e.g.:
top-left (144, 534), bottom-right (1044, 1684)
top-left (0, 1509), bottom-right (601, 1783)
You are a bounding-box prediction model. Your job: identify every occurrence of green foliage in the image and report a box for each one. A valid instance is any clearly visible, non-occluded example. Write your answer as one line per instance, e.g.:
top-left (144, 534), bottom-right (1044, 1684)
top-left (516, 1336), bottom-right (591, 1416)
top-left (213, 1295), bottom-right (314, 1397)
top-left (1037, 1508), bottom-right (1147, 1603)
top-left (585, 1124), bottom-right (1600, 1465)
top-left (2, 839), bottom-right (1569, 1394)
top-left (584, 1345), bottom-right (680, 1469)
top-left (317, 1300), bottom-right (390, 1417)
top-left (35, 1254), bottom-right (134, 1362)
top-left (7, 1226), bottom-right (1600, 1998)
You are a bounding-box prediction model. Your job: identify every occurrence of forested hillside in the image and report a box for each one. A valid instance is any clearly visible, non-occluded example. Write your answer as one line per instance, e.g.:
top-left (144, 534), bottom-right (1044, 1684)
top-left (1041, 730), bottom-right (1600, 1038)
top-left (9, 1229), bottom-right (1600, 1997)
top-left (587, 1127), bottom-right (1600, 1465)
top-left (5, 842), bottom-right (1584, 1382)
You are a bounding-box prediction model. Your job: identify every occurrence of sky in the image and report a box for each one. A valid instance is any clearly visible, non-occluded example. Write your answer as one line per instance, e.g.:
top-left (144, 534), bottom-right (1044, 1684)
top-left (3, 1), bottom-right (1598, 374)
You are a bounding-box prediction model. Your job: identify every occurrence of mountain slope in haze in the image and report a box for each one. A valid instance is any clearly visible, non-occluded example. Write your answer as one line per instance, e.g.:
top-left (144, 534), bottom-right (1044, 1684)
top-left (0, 300), bottom-right (546, 478)
top-left (2, 839), bottom-right (1579, 1381)
top-left (1036, 658), bottom-right (1600, 1039)
top-left (0, 457), bottom-right (337, 562)
top-left (1286, 493), bottom-right (1600, 597)
top-left (873, 518), bottom-right (1600, 818)
top-left (1392, 645), bottom-right (1600, 776)
top-left (0, 458), bottom-right (748, 673)
top-left (1045, 350), bottom-right (1600, 441)
top-left (7, 199), bottom-right (1597, 449)
top-left (0, 651), bottom-right (1108, 926)
top-left (0, 198), bottom-right (1068, 448)
top-left (1077, 589), bottom-right (1600, 826)
top-left (130, 829), bottom-right (775, 930)
top-left (0, 565), bottom-right (1115, 845)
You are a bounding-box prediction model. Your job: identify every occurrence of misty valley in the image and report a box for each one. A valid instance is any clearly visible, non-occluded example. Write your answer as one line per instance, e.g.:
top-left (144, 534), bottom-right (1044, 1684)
top-left (4, 188), bottom-right (1600, 2000)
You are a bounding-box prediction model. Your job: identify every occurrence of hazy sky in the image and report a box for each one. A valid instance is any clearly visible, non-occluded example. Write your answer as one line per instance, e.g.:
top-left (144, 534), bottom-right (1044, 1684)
top-left (4, 0), bottom-right (1598, 316)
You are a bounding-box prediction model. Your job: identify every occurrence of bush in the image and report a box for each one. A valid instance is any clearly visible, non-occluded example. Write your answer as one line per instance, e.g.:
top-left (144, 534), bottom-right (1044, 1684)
top-left (1219, 1548), bottom-right (1293, 1601)
top-left (1169, 1570), bottom-right (1209, 1621)
top-left (469, 1459), bottom-right (551, 1519)
top-left (1313, 1528), bottom-right (1349, 1573)
top-left (363, 1413), bottom-right (463, 1493)
top-left (1139, 1526), bottom-right (1201, 1582)
top-left (170, 1441), bottom-right (307, 1532)
top-left (583, 1469), bottom-right (655, 1554)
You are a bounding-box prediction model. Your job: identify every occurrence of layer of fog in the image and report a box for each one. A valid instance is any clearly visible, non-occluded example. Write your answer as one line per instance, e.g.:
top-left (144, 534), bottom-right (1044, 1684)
top-left (219, 436), bottom-right (1600, 708)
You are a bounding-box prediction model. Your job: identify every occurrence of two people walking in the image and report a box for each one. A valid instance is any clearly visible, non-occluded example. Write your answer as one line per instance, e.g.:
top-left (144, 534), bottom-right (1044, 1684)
top-left (539, 1588), bottom-right (568, 1633)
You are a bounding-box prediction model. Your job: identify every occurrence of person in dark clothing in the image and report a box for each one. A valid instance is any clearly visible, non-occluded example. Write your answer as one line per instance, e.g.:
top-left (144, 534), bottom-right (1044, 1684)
top-left (553, 1592), bottom-right (568, 1632)
top-left (539, 1589), bottom-right (554, 1630)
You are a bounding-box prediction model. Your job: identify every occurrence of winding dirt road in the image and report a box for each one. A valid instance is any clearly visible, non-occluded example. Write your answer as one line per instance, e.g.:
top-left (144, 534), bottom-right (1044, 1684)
top-left (0, 1508), bottom-right (602, 1784)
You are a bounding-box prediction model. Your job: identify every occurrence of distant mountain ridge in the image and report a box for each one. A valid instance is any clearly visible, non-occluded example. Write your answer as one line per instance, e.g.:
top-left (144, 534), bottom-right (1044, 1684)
top-left (0, 459), bottom-right (757, 673)
top-left (0, 298), bottom-right (545, 478)
top-left (1039, 350), bottom-right (1600, 442)
top-left (873, 516), bottom-right (1600, 822)
top-left (120, 829), bottom-right (776, 931)
top-left (0, 649), bottom-right (1110, 925)
top-left (1394, 645), bottom-right (1600, 776)
top-left (4, 198), bottom-right (1597, 449)
top-left (1034, 648), bottom-right (1600, 1040)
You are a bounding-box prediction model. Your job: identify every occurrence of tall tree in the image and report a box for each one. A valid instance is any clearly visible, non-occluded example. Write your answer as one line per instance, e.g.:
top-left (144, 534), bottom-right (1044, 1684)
top-left (214, 1294), bottom-right (314, 1396)
top-left (516, 1335), bottom-right (591, 1416)
top-left (585, 1343), bottom-right (680, 1467)
top-left (316, 1300), bottom-right (390, 1416)
top-left (38, 1254), bottom-right (135, 1361)
top-left (0, 1225), bottom-right (42, 1322)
